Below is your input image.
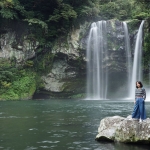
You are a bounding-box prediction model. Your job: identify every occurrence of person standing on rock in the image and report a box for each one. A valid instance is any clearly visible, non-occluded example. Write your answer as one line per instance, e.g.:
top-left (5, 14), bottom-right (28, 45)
top-left (132, 81), bottom-right (146, 123)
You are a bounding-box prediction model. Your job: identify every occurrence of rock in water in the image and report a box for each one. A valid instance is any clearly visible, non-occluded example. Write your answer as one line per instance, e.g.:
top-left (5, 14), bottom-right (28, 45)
top-left (95, 116), bottom-right (150, 144)
top-left (95, 116), bottom-right (125, 141)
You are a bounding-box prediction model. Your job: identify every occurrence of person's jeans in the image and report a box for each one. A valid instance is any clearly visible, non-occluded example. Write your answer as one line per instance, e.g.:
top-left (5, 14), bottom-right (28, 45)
top-left (132, 98), bottom-right (146, 120)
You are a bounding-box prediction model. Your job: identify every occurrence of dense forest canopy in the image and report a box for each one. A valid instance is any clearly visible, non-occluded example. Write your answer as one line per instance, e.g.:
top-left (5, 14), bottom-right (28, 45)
top-left (0, 0), bottom-right (150, 36)
top-left (0, 0), bottom-right (149, 47)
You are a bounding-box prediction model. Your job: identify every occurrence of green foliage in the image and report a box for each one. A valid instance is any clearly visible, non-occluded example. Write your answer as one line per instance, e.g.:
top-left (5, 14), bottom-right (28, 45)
top-left (33, 51), bottom-right (54, 74)
top-left (0, 8), bottom-right (17, 19)
top-left (99, 0), bottom-right (132, 20)
top-left (68, 0), bottom-right (100, 24)
top-left (0, 0), bottom-right (25, 19)
top-left (13, 73), bottom-right (36, 97)
top-left (70, 93), bottom-right (85, 99)
top-left (132, 0), bottom-right (150, 20)
top-left (144, 33), bottom-right (150, 68)
top-left (143, 31), bottom-right (150, 82)
top-left (133, 12), bottom-right (150, 20)
top-left (0, 70), bottom-right (36, 100)
top-left (24, 60), bottom-right (34, 67)
top-left (48, 4), bottom-right (77, 22)
top-left (0, 58), bottom-right (37, 100)
top-left (24, 18), bottom-right (48, 32)
top-left (134, 0), bottom-right (150, 9)
top-left (47, 2), bottom-right (77, 35)
top-left (1, 90), bottom-right (19, 100)
top-left (34, 75), bottom-right (45, 91)
top-left (0, 58), bottom-right (12, 68)
top-left (79, 5), bottom-right (99, 18)
top-left (127, 19), bottom-right (141, 32)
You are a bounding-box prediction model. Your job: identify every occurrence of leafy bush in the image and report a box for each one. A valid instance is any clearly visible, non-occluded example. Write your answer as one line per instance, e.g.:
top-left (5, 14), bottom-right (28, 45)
top-left (99, 0), bottom-right (132, 20)
top-left (133, 12), bottom-right (150, 20)
top-left (0, 0), bottom-right (25, 19)
top-left (0, 60), bottom-right (37, 100)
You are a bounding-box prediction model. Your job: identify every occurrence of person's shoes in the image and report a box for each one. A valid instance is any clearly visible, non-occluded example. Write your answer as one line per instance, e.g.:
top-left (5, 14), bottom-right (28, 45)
top-left (139, 119), bottom-right (142, 123)
top-left (139, 119), bottom-right (147, 123)
top-left (139, 119), bottom-right (146, 123)
top-left (142, 120), bottom-right (147, 123)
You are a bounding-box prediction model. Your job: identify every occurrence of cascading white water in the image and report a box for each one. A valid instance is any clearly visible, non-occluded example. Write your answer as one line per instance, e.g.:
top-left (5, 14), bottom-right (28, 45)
top-left (130, 20), bottom-right (145, 99)
top-left (86, 20), bottom-right (145, 100)
top-left (86, 21), bottom-right (108, 100)
top-left (123, 22), bottom-right (132, 98)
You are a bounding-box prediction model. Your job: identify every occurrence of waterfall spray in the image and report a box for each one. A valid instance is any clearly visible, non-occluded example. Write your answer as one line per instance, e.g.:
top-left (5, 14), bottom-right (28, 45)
top-left (123, 22), bottom-right (132, 98)
top-left (130, 21), bottom-right (145, 99)
top-left (86, 21), bottom-right (108, 100)
top-left (86, 20), bottom-right (144, 100)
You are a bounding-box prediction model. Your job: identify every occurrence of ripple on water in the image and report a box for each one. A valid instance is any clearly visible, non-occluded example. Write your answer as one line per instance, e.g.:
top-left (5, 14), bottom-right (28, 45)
top-left (9, 116), bottom-right (19, 118)
top-left (42, 111), bottom-right (51, 113)
top-left (52, 123), bottom-right (61, 126)
top-left (77, 116), bottom-right (87, 118)
top-left (60, 130), bottom-right (69, 133)
top-left (37, 141), bottom-right (60, 144)
top-left (68, 131), bottom-right (78, 137)
top-left (68, 147), bottom-right (74, 149)
top-left (48, 130), bottom-right (69, 134)
top-left (50, 134), bottom-right (64, 138)
top-left (0, 116), bottom-right (19, 118)
top-left (110, 110), bottom-right (122, 113)
top-left (0, 116), bottom-right (31, 119)
top-left (28, 128), bottom-right (38, 132)
top-left (40, 146), bottom-right (51, 148)
top-left (73, 141), bottom-right (87, 145)
top-left (25, 146), bottom-right (38, 150)
top-left (81, 148), bottom-right (91, 150)
top-left (0, 117), bottom-right (6, 118)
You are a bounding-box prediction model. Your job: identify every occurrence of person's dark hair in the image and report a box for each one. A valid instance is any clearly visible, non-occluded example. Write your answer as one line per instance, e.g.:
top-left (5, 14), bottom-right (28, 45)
top-left (136, 81), bottom-right (143, 88)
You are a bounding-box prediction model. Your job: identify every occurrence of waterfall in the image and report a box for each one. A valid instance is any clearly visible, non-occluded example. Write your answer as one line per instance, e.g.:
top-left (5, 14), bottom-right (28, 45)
top-left (86, 20), bottom-right (144, 100)
top-left (86, 21), bottom-right (108, 100)
top-left (130, 20), bottom-right (145, 99)
top-left (123, 22), bottom-right (132, 98)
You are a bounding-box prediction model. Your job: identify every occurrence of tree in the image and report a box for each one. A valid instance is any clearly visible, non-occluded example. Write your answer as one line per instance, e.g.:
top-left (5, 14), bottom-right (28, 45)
top-left (0, 0), bottom-right (25, 19)
top-left (134, 0), bottom-right (150, 10)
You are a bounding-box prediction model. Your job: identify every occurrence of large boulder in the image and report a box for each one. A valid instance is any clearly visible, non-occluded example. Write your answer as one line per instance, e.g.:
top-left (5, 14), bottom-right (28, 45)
top-left (96, 116), bottom-right (150, 144)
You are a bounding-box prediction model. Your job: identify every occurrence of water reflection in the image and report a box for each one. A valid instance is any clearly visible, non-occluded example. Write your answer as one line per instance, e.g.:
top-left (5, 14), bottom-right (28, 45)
top-left (0, 100), bottom-right (149, 150)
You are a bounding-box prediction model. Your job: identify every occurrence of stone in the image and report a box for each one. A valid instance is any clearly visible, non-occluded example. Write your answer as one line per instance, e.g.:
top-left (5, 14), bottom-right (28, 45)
top-left (0, 32), bottom-right (37, 62)
top-left (95, 116), bottom-right (150, 144)
top-left (96, 116), bottom-right (125, 141)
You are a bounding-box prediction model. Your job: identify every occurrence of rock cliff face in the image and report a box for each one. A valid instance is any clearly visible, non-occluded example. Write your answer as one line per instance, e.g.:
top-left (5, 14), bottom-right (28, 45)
top-left (39, 23), bottom-right (91, 98)
top-left (0, 21), bottom-right (37, 63)
top-left (0, 20), bottom-right (139, 99)
top-left (96, 116), bottom-right (150, 144)
top-left (40, 20), bottom-right (135, 98)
